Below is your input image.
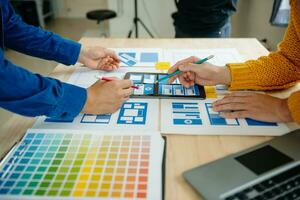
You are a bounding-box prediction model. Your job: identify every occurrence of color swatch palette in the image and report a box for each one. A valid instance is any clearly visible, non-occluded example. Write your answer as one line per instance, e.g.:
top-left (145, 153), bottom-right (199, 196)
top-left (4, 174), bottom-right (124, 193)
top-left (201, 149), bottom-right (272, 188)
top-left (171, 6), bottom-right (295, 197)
top-left (0, 130), bottom-right (163, 199)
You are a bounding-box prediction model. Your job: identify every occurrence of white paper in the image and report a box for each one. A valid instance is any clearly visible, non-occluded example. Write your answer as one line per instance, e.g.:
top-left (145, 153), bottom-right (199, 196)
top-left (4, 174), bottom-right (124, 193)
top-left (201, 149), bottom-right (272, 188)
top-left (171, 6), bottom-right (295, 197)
top-left (160, 99), bottom-right (290, 136)
top-left (67, 67), bottom-right (159, 89)
top-left (162, 48), bottom-right (245, 66)
top-left (33, 99), bottom-right (159, 132)
top-left (58, 48), bottom-right (292, 136)
top-left (112, 48), bottom-right (163, 67)
top-left (110, 47), bottom-right (243, 67)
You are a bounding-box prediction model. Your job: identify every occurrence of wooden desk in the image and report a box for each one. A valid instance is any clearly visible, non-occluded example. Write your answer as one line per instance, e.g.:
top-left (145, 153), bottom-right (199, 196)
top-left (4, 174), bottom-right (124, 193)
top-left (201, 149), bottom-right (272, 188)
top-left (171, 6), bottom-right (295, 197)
top-left (0, 38), bottom-right (298, 200)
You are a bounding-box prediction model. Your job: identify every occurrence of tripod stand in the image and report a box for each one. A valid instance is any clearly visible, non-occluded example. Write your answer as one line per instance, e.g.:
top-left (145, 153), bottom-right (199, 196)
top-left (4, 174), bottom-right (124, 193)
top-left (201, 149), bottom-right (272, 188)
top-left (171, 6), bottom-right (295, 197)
top-left (127, 0), bottom-right (154, 38)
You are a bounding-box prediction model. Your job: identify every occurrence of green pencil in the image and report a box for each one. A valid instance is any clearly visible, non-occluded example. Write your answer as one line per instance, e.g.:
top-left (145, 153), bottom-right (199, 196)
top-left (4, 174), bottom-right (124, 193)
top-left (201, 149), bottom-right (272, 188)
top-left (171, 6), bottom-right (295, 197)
top-left (155, 55), bottom-right (214, 83)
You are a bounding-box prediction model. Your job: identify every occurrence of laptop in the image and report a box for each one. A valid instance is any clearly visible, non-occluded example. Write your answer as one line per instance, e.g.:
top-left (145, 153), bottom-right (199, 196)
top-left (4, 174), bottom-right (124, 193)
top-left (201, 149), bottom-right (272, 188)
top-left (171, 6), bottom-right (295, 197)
top-left (183, 129), bottom-right (300, 200)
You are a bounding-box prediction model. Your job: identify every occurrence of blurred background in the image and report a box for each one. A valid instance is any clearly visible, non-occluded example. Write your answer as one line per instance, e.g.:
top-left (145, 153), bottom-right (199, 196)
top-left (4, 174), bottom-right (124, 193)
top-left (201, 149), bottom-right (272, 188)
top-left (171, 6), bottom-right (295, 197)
top-left (1, 0), bottom-right (288, 123)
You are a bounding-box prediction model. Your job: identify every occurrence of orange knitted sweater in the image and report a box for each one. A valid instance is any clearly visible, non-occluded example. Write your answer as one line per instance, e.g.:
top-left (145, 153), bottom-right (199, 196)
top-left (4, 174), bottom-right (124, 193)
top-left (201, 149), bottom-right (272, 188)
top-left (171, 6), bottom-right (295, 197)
top-left (227, 0), bottom-right (300, 124)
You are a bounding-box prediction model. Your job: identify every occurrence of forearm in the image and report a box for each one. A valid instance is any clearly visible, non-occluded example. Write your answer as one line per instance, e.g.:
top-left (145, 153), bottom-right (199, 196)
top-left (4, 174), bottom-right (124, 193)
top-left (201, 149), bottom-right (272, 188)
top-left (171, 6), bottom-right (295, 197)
top-left (5, 25), bottom-right (81, 65)
top-left (2, 0), bottom-right (81, 65)
top-left (0, 57), bottom-right (87, 120)
top-left (227, 51), bottom-right (300, 91)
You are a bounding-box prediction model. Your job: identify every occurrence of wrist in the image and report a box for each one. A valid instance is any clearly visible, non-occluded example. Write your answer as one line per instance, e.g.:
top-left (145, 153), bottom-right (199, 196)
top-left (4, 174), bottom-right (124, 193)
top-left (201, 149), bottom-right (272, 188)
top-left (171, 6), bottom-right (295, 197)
top-left (216, 66), bottom-right (231, 85)
top-left (278, 99), bottom-right (293, 122)
top-left (78, 47), bottom-right (88, 65)
top-left (81, 88), bottom-right (93, 114)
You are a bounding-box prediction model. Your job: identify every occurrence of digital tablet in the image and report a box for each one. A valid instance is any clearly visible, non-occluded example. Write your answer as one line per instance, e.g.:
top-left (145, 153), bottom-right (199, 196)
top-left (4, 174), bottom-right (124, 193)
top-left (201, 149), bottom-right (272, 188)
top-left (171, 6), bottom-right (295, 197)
top-left (124, 72), bottom-right (206, 99)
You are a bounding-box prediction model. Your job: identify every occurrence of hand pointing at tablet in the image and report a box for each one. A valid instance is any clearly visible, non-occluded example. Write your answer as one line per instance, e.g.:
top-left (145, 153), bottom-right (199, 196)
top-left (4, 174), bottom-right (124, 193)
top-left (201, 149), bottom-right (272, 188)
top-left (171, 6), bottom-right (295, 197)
top-left (167, 56), bottom-right (231, 87)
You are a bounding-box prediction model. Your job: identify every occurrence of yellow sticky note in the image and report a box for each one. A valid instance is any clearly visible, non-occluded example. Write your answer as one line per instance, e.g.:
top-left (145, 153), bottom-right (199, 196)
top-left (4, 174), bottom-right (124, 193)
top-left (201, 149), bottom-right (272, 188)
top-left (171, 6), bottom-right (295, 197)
top-left (155, 62), bottom-right (171, 70)
top-left (204, 86), bottom-right (217, 98)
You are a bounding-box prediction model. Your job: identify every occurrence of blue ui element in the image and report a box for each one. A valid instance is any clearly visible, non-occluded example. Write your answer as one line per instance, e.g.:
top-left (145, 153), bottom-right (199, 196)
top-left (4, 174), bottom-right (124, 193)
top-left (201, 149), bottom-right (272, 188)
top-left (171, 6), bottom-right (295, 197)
top-left (205, 103), bottom-right (239, 126)
top-left (143, 74), bottom-right (156, 84)
top-left (140, 52), bottom-right (158, 63)
top-left (80, 114), bottom-right (112, 124)
top-left (158, 84), bottom-right (200, 96)
top-left (119, 52), bottom-right (137, 66)
top-left (133, 84), bottom-right (155, 95)
top-left (245, 118), bottom-right (277, 126)
top-left (158, 75), bottom-right (169, 84)
top-left (172, 85), bottom-right (185, 96)
top-left (184, 86), bottom-right (200, 96)
top-left (143, 84), bottom-right (155, 95)
top-left (172, 102), bottom-right (202, 125)
top-left (129, 74), bottom-right (143, 84)
top-left (117, 102), bottom-right (148, 125)
top-left (159, 84), bottom-right (172, 95)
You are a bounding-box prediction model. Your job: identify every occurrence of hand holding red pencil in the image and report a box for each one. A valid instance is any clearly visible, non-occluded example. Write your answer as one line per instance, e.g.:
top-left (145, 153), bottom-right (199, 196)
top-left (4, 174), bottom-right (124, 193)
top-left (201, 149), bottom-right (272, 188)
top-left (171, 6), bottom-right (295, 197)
top-left (101, 77), bottom-right (139, 89)
top-left (81, 77), bottom-right (134, 115)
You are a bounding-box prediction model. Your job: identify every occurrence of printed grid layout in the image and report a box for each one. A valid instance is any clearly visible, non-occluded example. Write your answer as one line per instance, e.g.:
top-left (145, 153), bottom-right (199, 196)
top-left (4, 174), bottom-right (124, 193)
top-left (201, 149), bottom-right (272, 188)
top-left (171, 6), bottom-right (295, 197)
top-left (0, 133), bottom-right (151, 199)
top-left (44, 102), bottom-right (148, 126)
top-left (117, 102), bottom-right (148, 125)
top-left (80, 114), bottom-right (112, 124)
top-left (205, 103), bottom-right (239, 126)
top-left (119, 52), bottom-right (158, 66)
top-left (119, 52), bottom-right (137, 66)
top-left (172, 102), bottom-right (202, 125)
top-left (205, 103), bottom-right (278, 127)
top-left (158, 84), bottom-right (200, 96)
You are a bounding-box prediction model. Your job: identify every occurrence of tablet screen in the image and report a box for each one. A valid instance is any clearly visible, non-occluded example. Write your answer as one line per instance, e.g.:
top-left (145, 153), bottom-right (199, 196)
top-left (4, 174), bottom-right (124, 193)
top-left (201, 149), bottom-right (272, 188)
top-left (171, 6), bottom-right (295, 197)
top-left (125, 72), bottom-right (205, 99)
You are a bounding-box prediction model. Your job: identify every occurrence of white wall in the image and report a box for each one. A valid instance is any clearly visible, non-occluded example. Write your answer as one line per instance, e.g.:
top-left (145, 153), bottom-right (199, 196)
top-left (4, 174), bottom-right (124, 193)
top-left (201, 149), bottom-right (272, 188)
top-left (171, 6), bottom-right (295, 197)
top-left (108, 0), bottom-right (286, 50)
top-left (231, 0), bottom-right (287, 51)
top-left (53, 0), bottom-right (287, 51)
top-left (108, 0), bottom-right (176, 38)
top-left (53, 0), bottom-right (107, 18)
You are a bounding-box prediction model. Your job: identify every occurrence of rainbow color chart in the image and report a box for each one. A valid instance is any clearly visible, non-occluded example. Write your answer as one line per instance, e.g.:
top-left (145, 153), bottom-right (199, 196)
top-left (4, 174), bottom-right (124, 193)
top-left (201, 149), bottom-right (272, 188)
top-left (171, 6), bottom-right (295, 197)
top-left (0, 130), bottom-right (164, 199)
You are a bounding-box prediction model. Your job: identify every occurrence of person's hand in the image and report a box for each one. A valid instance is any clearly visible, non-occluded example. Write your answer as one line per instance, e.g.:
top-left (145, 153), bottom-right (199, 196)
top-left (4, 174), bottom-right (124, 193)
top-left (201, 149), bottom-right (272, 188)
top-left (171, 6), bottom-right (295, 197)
top-left (81, 78), bottom-right (133, 114)
top-left (167, 56), bottom-right (231, 87)
top-left (212, 92), bottom-right (293, 123)
top-left (78, 46), bottom-right (120, 71)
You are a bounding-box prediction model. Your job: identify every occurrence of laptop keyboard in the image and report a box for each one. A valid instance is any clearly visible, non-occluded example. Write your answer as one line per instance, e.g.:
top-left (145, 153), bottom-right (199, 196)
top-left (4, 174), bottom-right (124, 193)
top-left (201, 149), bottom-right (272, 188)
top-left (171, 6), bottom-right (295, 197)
top-left (225, 164), bottom-right (300, 200)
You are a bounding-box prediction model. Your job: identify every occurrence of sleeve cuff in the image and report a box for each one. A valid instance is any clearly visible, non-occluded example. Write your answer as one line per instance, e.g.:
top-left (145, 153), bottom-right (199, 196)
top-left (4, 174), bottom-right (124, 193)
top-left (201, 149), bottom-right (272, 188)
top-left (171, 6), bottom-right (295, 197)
top-left (55, 37), bottom-right (82, 66)
top-left (227, 63), bottom-right (259, 90)
top-left (48, 83), bottom-right (87, 120)
top-left (288, 91), bottom-right (300, 124)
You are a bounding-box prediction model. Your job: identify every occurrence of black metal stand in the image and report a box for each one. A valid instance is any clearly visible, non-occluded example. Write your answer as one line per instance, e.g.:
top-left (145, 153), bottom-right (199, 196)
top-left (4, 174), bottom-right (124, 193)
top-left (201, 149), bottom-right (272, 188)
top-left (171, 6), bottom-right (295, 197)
top-left (127, 0), bottom-right (154, 38)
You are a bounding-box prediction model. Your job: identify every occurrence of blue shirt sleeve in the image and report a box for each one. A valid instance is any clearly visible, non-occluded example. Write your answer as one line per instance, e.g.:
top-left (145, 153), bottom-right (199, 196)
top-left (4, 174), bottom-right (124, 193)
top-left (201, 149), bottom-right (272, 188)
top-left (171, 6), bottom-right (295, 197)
top-left (0, 48), bottom-right (87, 120)
top-left (2, 0), bottom-right (81, 65)
top-left (0, 0), bottom-right (87, 120)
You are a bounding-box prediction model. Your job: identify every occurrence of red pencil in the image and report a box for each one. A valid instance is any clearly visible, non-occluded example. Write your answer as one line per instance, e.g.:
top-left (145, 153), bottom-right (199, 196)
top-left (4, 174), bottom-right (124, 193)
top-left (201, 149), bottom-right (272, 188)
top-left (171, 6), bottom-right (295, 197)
top-left (101, 77), bottom-right (139, 89)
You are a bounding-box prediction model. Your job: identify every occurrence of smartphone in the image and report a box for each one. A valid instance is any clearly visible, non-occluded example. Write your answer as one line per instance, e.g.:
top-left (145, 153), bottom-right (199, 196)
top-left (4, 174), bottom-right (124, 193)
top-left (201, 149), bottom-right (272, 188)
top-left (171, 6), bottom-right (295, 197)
top-left (124, 72), bottom-right (206, 99)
